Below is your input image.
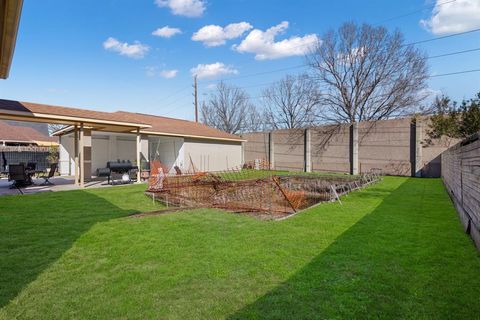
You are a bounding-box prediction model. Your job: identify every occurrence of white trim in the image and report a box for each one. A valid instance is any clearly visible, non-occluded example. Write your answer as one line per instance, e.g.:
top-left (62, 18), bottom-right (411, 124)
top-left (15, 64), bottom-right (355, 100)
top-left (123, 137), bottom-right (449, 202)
top-left (140, 130), bottom-right (245, 142)
top-left (0, 110), bottom-right (151, 128)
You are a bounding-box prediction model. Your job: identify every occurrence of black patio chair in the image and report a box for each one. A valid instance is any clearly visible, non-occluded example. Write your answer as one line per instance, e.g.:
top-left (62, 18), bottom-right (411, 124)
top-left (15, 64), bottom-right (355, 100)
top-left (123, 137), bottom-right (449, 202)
top-left (26, 162), bottom-right (36, 170)
top-left (8, 164), bottom-right (29, 193)
top-left (39, 163), bottom-right (57, 185)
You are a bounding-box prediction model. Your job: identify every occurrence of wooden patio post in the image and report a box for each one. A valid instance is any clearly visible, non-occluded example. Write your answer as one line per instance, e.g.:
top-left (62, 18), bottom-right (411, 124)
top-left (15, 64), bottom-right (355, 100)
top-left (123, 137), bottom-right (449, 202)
top-left (136, 128), bottom-right (141, 182)
top-left (79, 123), bottom-right (84, 187)
top-left (74, 125), bottom-right (79, 186)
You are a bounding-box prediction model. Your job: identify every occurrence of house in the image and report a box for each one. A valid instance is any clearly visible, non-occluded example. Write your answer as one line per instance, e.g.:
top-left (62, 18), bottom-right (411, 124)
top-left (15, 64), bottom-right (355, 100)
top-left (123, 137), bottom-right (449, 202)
top-left (0, 120), bottom-right (57, 146)
top-left (0, 99), bottom-right (244, 186)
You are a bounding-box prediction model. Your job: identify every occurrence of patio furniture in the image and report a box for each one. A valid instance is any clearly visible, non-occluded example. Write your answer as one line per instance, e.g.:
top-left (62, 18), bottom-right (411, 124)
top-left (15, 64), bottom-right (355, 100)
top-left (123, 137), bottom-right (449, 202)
top-left (8, 164), bottom-right (30, 192)
top-left (39, 163), bottom-right (57, 185)
top-left (1, 151), bottom-right (6, 172)
top-left (26, 162), bottom-right (36, 170)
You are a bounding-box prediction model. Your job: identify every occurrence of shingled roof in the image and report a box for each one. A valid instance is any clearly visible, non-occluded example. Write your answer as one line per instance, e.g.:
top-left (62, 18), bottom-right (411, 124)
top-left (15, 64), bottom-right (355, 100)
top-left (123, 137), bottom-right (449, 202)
top-left (0, 120), bottom-right (57, 144)
top-left (0, 99), bottom-right (243, 141)
top-left (113, 111), bottom-right (243, 141)
top-left (0, 99), bottom-right (150, 127)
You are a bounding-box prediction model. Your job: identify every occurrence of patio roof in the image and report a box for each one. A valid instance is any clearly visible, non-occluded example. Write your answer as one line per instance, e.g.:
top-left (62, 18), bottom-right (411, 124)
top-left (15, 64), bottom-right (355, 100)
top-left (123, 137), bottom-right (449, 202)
top-left (0, 99), bottom-right (244, 141)
top-left (0, 120), bottom-right (58, 145)
top-left (0, 99), bottom-right (152, 132)
top-left (0, 0), bottom-right (23, 79)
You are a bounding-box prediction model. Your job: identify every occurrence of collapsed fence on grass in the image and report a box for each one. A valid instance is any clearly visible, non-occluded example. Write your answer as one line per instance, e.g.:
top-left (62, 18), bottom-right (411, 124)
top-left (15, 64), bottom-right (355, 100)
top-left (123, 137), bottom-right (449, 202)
top-left (145, 160), bottom-right (382, 219)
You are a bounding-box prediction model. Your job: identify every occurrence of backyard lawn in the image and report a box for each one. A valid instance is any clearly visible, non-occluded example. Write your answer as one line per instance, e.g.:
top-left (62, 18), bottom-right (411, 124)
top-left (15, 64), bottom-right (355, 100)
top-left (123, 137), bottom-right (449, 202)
top-left (0, 177), bottom-right (479, 319)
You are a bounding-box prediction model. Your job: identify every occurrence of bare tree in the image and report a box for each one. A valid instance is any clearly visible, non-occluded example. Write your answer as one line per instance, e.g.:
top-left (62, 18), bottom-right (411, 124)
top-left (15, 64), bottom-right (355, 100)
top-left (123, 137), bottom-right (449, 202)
top-left (262, 74), bottom-right (321, 129)
top-left (201, 81), bottom-right (260, 134)
top-left (307, 22), bottom-right (429, 124)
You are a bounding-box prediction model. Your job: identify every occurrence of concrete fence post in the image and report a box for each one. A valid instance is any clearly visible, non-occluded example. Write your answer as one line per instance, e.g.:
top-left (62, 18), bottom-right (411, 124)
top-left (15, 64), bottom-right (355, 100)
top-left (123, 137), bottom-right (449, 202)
top-left (304, 128), bottom-right (312, 172)
top-left (268, 132), bottom-right (275, 170)
top-left (349, 122), bottom-right (359, 175)
top-left (415, 119), bottom-right (423, 177)
top-left (410, 119), bottom-right (423, 177)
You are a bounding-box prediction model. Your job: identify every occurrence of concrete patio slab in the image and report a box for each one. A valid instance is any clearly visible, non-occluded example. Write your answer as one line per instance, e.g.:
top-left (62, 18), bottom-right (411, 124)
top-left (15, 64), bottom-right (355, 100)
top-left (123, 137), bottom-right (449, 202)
top-left (0, 176), bottom-right (135, 196)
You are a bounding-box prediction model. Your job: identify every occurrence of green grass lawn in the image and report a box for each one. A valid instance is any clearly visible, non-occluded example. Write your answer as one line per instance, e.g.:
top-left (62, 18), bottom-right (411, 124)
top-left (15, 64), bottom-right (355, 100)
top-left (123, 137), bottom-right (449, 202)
top-left (0, 177), bottom-right (479, 319)
top-left (218, 169), bottom-right (358, 180)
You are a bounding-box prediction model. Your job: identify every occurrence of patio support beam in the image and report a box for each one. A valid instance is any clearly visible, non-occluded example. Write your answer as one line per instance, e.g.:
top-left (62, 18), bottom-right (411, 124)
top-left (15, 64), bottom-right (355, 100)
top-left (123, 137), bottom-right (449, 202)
top-left (79, 124), bottom-right (92, 187)
top-left (136, 128), bottom-right (141, 182)
top-left (74, 125), bottom-right (79, 185)
top-left (79, 124), bottom-right (84, 187)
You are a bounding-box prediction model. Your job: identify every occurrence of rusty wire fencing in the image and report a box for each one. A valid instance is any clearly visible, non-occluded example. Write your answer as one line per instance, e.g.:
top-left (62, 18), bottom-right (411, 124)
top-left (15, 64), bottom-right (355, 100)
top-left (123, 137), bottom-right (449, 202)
top-left (145, 161), bottom-right (382, 218)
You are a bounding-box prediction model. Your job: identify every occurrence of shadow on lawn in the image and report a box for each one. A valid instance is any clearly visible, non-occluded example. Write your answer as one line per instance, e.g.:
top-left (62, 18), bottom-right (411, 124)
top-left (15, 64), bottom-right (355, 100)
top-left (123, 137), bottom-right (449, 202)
top-left (0, 190), bottom-right (138, 308)
top-left (228, 178), bottom-right (478, 319)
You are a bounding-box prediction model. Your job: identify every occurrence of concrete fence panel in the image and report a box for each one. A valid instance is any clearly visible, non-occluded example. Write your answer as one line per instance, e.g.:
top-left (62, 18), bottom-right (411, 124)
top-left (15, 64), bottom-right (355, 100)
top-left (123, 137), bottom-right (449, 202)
top-left (311, 125), bottom-right (350, 173)
top-left (358, 118), bottom-right (412, 176)
top-left (242, 117), bottom-right (452, 177)
top-left (273, 129), bottom-right (305, 171)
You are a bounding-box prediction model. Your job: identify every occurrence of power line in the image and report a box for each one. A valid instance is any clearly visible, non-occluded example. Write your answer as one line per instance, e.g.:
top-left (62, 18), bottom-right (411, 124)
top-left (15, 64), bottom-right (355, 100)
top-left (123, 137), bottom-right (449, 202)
top-left (210, 46), bottom-right (480, 90)
top-left (203, 68), bottom-right (480, 101)
top-left (405, 27), bottom-right (480, 46)
top-left (204, 64), bottom-right (306, 83)
top-left (376, 0), bottom-right (456, 24)
top-left (157, 85), bottom-right (191, 105)
top-left (430, 68), bottom-right (480, 78)
top-left (428, 47), bottom-right (480, 59)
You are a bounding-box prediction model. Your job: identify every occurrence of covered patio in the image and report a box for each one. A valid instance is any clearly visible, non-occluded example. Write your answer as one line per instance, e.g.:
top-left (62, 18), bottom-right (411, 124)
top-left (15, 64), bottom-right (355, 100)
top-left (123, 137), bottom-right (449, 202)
top-left (0, 175), bottom-right (122, 196)
top-left (0, 99), bottom-right (152, 187)
top-left (0, 99), bottom-right (244, 191)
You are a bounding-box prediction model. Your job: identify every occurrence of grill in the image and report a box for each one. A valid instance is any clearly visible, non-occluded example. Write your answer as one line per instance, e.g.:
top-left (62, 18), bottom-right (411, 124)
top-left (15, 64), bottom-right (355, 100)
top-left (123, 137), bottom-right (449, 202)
top-left (107, 160), bottom-right (135, 173)
top-left (97, 160), bottom-right (138, 184)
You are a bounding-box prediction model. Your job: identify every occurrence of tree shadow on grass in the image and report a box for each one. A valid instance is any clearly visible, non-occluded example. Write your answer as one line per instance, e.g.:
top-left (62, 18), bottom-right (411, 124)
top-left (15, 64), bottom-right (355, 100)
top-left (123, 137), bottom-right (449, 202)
top-left (0, 189), bottom-right (144, 308)
top-left (229, 178), bottom-right (480, 319)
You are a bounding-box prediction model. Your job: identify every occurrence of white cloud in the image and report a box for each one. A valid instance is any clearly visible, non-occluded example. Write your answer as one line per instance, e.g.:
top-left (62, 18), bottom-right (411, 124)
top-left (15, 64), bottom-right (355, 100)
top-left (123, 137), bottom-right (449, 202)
top-left (103, 37), bottom-right (149, 59)
top-left (145, 66), bottom-right (178, 78)
top-left (160, 69), bottom-right (179, 78)
top-left (206, 83), bottom-right (216, 90)
top-left (152, 26), bottom-right (182, 38)
top-left (420, 0), bottom-right (480, 35)
top-left (233, 21), bottom-right (318, 60)
top-left (155, 0), bottom-right (205, 17)
top-left (192, 22), bottom-right (252, 47)
top-left (145, 66), bottom-right (158, 77)
top-left (190, 62), bottom-right (238, 79)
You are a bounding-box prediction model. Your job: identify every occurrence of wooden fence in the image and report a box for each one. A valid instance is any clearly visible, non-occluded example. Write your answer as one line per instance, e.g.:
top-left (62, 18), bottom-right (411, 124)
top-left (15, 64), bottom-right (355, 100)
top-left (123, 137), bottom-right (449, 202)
top-left (442, 133), bottom-right (480, 249)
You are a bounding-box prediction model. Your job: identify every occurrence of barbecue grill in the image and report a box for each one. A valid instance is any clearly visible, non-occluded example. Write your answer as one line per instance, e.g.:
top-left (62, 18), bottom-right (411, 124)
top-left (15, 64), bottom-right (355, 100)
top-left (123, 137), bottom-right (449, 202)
top-left (97, 160), bottom-right (138, 184)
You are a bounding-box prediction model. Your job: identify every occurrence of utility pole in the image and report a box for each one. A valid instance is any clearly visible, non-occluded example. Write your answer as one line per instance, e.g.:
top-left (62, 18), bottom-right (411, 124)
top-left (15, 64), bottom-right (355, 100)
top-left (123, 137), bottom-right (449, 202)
top-left (193, 75), bottom-right (198, 122)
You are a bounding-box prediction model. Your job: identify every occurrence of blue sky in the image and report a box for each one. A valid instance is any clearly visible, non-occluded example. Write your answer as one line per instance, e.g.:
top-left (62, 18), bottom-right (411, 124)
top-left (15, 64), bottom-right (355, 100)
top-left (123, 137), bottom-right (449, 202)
top-left (1, 0), bottom-right (479, 121)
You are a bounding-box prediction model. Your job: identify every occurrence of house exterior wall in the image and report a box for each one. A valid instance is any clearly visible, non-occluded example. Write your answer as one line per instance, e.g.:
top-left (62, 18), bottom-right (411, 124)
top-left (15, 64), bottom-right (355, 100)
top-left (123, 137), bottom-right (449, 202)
top-left (59, 131), bottom-right (243, 176)
top-left (59, 134), bottom-right (75, 175)
top-left (149, 136), bottom-right (184, 173)
top-left (183, 138), bottom-right (242, 172)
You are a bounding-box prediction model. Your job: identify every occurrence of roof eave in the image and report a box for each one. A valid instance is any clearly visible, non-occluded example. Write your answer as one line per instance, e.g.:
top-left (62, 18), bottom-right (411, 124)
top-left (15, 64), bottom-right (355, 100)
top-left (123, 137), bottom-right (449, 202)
top-left (0, 109), bottom-right (152, 129)
top-left (140, 130), bottom-right (246, 142)
top-left (0, 0), bottom-right (23, 79)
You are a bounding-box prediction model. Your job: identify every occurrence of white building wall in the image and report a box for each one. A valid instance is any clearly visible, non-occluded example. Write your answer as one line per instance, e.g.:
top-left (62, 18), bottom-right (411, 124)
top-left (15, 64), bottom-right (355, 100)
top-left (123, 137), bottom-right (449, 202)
top-left (115, 137), bottom-right (136, 164)
top-left (59, 131), bottom-right (243, 176)
top-left (182, 138), bottom-right (242, 172)
top-left (91, 135), bottom-right (110, 173)
top-left (149, 136), bottom-right (184, 173)
top-left (59, 134), bottom-right (75, 175)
